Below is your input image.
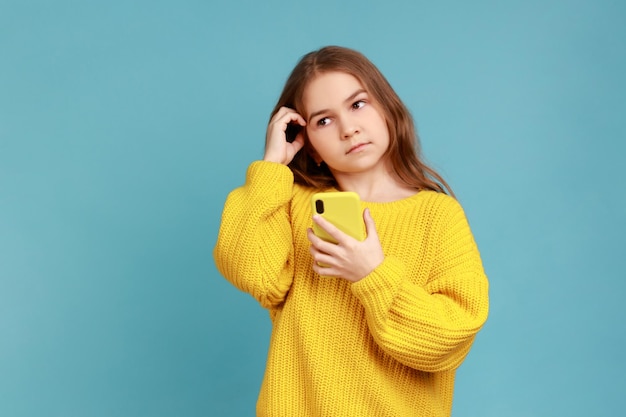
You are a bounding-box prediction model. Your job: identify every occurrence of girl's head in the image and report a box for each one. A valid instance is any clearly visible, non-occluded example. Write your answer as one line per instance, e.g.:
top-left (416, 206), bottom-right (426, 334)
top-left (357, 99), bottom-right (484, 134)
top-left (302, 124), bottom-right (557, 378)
top-left (271, 45), bottom-right (452, 196)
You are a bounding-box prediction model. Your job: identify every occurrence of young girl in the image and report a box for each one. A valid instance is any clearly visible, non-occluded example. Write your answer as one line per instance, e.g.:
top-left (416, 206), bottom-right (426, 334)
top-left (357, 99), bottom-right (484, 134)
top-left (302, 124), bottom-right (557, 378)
top-left (214, 46), bottom-right (489, 417)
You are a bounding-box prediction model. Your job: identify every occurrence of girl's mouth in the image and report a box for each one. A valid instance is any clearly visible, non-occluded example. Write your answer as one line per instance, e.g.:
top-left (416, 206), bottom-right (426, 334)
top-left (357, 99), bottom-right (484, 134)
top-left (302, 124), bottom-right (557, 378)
top-left (346, 142), bottom-right (369, 154)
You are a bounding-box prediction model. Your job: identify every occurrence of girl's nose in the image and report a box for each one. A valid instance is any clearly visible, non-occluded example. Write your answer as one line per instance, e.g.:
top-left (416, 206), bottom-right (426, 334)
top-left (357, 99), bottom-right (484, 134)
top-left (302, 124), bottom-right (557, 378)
top-left (340, 117), bottom-right (359, 139)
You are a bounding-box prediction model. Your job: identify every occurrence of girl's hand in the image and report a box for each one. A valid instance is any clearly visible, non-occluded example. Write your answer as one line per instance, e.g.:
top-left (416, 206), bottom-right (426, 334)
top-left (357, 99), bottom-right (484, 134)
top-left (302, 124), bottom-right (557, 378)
top-left (307, 209), bottom-right (385, 282)
top-left (263, 107), bottom-right (306, 165)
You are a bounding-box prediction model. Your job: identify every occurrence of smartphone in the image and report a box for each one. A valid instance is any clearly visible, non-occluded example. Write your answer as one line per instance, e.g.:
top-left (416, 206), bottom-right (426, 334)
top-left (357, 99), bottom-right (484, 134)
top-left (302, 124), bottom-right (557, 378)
top-left (311, 191), bottom-right (365, 243)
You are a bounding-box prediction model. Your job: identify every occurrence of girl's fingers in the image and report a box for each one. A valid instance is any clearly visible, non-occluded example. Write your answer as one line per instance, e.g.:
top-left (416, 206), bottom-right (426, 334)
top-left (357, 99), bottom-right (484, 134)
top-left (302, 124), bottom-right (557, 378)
top-left (363, 209), bottom-right (378, 240)
top-left (264, 107), bottom-right (307, 164)
top-left (311, 214), bottom-right (347, 245)
top-left (269, 107), bottom-right (306, 132)
top-left (307, 228), bottom-right (339, 255)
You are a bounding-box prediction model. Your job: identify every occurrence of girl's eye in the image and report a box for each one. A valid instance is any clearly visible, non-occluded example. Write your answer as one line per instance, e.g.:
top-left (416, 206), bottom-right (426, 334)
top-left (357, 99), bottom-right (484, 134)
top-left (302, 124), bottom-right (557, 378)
top-left (317, 117), bottom-right (331, 126)
top-left (352, 100), bottom-right (366, 110)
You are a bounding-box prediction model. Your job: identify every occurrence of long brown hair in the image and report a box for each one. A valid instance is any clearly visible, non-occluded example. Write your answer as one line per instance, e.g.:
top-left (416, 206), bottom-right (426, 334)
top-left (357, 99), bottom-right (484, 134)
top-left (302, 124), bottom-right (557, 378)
top-left (270, 45), bottom-right (454, 197)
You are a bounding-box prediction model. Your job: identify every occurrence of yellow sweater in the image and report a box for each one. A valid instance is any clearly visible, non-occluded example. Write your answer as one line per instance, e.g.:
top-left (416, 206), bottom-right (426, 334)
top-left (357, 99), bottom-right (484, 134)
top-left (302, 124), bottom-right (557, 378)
top-left (214, 161), bottom-right (489, 417)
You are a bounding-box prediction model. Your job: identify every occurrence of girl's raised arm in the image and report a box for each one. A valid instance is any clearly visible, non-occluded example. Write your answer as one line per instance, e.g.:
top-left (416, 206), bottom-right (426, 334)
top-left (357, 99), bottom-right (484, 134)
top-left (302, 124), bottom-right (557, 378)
top-left (214, 161), bottom-right (296, 310)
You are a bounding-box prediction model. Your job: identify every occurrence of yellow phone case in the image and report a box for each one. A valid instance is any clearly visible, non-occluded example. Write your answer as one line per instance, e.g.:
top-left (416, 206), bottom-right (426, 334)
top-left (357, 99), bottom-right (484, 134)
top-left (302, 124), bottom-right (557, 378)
top-left (311, 191), bottom-right (365, 243)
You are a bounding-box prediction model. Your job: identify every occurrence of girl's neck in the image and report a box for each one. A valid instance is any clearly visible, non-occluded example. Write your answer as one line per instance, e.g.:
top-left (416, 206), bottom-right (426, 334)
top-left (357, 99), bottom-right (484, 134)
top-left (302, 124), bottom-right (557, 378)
top-left (332, 167), bottom-right (417, 203)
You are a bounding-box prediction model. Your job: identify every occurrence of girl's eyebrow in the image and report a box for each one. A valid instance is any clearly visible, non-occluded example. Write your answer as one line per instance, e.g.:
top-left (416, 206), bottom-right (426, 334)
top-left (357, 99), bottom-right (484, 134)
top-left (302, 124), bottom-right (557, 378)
top-left (307, 89), bottom-right (367, 121)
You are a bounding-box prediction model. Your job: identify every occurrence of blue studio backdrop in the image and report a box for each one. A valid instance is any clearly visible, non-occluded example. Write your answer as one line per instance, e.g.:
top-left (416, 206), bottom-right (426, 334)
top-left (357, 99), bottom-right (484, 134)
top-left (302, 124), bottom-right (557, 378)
top-left (1, 0), bottom-right (625, 416)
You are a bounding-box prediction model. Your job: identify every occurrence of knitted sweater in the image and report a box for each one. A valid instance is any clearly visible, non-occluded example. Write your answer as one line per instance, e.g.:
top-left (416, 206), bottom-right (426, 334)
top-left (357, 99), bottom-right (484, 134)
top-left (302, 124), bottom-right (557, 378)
top-left (213, 161), bottom-right (489, 417)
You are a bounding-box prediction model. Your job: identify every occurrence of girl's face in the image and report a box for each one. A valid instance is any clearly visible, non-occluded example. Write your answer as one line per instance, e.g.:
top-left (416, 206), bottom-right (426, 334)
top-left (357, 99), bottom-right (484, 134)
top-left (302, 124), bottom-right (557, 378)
top-left (302, 71), bottom-right (390, 176)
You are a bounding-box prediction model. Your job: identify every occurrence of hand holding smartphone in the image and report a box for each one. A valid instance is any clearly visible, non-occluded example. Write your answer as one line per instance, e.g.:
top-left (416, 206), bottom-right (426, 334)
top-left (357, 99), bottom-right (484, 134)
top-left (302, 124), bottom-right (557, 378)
top-left (311, 192), bottom-right (365, 243)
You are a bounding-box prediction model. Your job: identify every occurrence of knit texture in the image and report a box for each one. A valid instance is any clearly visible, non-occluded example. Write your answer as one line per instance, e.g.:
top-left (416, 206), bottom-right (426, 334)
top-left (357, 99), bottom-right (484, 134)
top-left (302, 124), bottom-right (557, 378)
top-left (214, 161), bottom-right (489, 417)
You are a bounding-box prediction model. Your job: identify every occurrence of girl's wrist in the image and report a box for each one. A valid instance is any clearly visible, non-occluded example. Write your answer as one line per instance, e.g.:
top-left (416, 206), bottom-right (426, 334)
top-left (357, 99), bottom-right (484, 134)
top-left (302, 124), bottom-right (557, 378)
top-left (263, 155), bottom-right (285, 164)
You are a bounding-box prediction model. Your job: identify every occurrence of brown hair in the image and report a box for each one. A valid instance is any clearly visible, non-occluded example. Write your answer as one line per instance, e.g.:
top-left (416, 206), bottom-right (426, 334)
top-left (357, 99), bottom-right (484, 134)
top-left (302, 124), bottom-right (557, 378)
top-left (270, 45), bottom-right (454, 197)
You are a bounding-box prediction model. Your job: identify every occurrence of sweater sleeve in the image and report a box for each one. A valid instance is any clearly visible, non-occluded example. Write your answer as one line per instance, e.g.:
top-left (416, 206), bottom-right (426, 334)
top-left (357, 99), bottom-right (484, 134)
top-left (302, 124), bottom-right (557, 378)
top-left (351, 197), bottom-right (489, 372)
top-left (213, 161), bottom-right (296, 310)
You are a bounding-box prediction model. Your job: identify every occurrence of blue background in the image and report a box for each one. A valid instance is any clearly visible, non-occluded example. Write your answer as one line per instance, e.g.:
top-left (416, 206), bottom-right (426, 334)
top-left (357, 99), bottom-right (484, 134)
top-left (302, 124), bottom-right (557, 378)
top-left (1, 0), bottom-right (625, 416)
